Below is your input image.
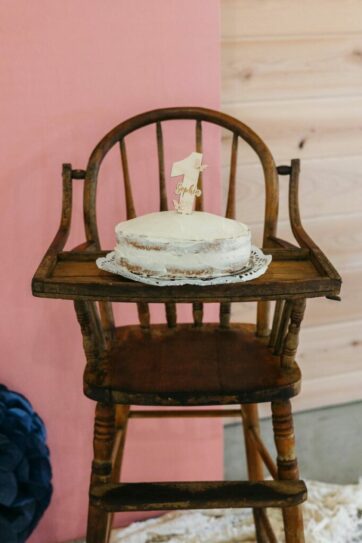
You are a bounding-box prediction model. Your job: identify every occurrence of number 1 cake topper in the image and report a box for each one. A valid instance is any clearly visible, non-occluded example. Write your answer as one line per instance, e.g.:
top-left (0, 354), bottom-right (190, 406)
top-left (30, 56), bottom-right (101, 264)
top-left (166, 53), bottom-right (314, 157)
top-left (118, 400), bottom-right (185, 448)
top-left (171, 152), bottom-right (207, 214)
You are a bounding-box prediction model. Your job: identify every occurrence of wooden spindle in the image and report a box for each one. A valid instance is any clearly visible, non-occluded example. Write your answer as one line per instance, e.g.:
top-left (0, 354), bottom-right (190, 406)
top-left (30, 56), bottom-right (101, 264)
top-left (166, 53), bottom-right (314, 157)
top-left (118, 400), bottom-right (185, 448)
top-left (137, 302), bottom-right (150, 329)
top-left (74, 300), bottom-right (104, 363)
top-left (218, 135), bottom-right (239, 328)
top-left (219, 303), bottom-right (231, 328)
top-left (220, 133), bottom-right (239, 328)
top-left (193, 302), bottom-right (203, 327)
top-left (193, 121), bottom-right (204, 325)
top-left (272, 400), bottom-right (305, 542)
top-left (240, 406), bottom-right (278, 480)
top-left (87, 402), bottom-right (115, 543)
top-left (256, 300), bottom-right (270, 337)
top-left (165, 302), bottom-right (177, 328)
top-left (269, 300), bottom-right (284, 349)
top-left (119, 139), bottom-right (136, 219)
top-left (195, 120), bottom-right (203, 211)
top-left (156, 122), bottom-right (168, 211)
top-left (273, 300), bottom-right (292, 356)
top-left (156, 122), bottom-right (177, 326)
top-left (281, 298), bottom-right (306, 368)
top-left (120, 139), bottom-right (150, 327)
top-left (98, 302), bottom-right (115, 350)
top-left (225, 132), bottom-right (238, 219)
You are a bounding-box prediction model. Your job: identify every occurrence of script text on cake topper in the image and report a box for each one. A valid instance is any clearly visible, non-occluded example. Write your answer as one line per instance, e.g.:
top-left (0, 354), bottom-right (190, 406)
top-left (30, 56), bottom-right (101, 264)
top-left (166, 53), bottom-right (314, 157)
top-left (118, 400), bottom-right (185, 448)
top-left (171, 152), bottom-right (207, 214)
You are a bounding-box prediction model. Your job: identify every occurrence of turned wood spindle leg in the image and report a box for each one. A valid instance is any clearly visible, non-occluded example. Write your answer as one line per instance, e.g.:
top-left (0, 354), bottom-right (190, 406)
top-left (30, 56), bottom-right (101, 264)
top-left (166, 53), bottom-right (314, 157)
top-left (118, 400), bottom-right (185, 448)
top-left (242, 404), bottom-right (274, 543)
top-left (87, 403), bottom-right (116, 543)
top-left (272, 400), bottom-right (305, 543)
top-left (281, 298), bottom-right (306, 368)
top-left (107, 405), bottom-right (130, 540)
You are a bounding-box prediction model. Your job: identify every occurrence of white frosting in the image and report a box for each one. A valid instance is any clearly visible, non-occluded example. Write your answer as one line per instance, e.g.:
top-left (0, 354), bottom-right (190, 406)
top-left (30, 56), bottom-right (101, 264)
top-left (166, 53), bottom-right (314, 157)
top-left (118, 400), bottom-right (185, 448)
top-left (114, 211), bottom-right (251, 278)
top-left (115, 211), bottom-right (248, 241)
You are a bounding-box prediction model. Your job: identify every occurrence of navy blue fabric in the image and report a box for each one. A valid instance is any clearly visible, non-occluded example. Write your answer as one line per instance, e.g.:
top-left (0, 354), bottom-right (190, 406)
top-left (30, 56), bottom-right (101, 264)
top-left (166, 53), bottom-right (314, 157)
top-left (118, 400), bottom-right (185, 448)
top-left (0, 385), bottom-right (52, 542)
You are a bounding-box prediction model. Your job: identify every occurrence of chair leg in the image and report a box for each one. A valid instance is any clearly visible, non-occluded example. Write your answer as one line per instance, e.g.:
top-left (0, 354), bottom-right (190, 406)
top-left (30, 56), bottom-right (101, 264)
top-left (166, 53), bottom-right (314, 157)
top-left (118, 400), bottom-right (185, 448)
top-left (242, 403), bottom-right (274, 543)
top-left (86, 402), bottom-right (116, 543)
top-left (272, 400), bottom-right (305, 543)
top-left (112, 405), bottom-right (130, 483)
top-left (106, 405), bottom-right (130, 542)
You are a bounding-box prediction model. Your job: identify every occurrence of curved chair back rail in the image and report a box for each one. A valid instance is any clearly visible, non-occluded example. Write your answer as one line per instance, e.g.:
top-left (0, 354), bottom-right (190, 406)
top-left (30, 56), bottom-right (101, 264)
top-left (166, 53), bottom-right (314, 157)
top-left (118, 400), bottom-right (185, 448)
top-left (83, 107), bottom-right (278, 247)
top-left (82, 107), bottom-right (278, 330)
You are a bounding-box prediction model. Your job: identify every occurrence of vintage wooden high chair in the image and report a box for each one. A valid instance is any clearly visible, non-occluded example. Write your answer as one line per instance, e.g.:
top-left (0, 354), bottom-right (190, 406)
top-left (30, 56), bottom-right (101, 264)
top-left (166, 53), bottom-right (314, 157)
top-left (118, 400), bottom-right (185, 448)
top-left (32, 107), bottom-right (341, 543)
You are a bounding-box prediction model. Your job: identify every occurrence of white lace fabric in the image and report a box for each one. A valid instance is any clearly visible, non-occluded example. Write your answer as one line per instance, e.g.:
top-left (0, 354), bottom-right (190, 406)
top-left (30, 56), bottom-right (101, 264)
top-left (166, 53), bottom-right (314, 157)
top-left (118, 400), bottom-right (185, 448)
top-left (96, 246), bottom-right (272, 287)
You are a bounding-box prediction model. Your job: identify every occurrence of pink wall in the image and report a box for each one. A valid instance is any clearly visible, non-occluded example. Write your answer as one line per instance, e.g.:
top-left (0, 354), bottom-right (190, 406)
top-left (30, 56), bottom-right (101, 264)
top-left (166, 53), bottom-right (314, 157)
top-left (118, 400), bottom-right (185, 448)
top-left (0, 1), bottom-right (221, 542)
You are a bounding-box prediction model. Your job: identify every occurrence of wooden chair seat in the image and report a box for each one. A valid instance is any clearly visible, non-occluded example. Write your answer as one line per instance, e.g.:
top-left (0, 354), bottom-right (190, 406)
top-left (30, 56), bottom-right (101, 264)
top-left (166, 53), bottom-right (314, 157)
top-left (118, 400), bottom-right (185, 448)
top-left (84, 323), bottom-right (301, 406)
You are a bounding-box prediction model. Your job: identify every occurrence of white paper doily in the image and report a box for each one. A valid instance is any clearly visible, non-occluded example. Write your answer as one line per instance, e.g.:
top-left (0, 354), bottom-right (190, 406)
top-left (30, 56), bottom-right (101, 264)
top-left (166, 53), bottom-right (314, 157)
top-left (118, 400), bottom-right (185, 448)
top-left (96, 246), bottom-right (271, 287)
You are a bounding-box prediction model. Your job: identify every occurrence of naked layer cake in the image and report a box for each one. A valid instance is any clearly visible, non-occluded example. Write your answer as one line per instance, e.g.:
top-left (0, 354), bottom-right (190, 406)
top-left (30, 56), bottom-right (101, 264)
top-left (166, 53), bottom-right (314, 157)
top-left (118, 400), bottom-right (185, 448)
top-left (114, 210), bottom-right (251, 279)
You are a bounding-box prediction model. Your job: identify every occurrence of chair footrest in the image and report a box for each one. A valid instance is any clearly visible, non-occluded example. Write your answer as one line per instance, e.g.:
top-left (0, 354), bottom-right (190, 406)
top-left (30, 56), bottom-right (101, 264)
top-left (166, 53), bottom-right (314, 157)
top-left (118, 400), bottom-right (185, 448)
top-left (90, 480), bottom-right (307, 512)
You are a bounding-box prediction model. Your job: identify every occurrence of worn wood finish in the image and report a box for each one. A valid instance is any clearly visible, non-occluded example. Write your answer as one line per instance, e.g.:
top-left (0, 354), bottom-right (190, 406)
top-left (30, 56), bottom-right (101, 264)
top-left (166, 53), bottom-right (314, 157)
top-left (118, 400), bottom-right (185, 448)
top-left (129, 408), bottom-right (247, 418)
top-left (107, 405), bottom-right (130, 538)
top-left (221, 132), bottom-right (239, 328)
top-left (219, 302), bottom-right (232, 328)
top-left (119, 139), bottom-right (136, 220)
top-left (31, 108), bottom-right (342, 543)
top-left (156, 122), bottom-right (168, 212)
top-left (195, 120), bottom-right (204, 212)
top-left (81, 107), bottom-right (279, 333)
top-left (241, 403), bottom-right (274, 543)
top-left (83, 323), bottom-right (301, 406)
top-left (165, 302), bottom-right (177, 328)
top-left (272, 400), bottom-right (305, 543)
top-left (193, 120), bottom-right (204, 325)
top-left (32, 247), bottom-right (341, 303)
top-left (269, 300), bottom-right (284, 348)
top-left (289, 159), bottom-right (342, 284)
top-left (192, 302), bottom-right (203, 327)
top-left (112, 407), bottom-right (129, 483)
top-left (281, 299), bottom-right (306, 368)
top-left (90, 479), bottom-right (307, 512)
top-left (155, 122), bottom-right (177, 327)
top-left (256, 301), bottom-right (271, 338)
top-left (98, 302), bottom-right (115, 350)
top-left (120, 138), bottom-right (151, 327)
top-left (225, 132), bottom-right (238, 219)
top-left (258, 509), bottom-right (278, 543)
top-left (273, 300), bottom-right (293, 356)
top-left (240, 406), bottom-right (278, 480)
top-left (86, 403), bottom-right (115, 543)
top-left (74, 300), bottom-right (104, 370)
top-left (83, 107), bottom-right (279, 248)
top-left (34, 163), bottom-right (73, 283)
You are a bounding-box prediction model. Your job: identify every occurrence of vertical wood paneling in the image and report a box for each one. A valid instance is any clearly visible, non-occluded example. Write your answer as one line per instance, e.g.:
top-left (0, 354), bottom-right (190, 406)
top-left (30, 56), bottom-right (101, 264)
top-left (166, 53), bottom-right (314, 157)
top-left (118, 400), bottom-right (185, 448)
top-left (222, 0), bottom-right (362, 38)
top-left (221, 0), bottom-right (362, 409)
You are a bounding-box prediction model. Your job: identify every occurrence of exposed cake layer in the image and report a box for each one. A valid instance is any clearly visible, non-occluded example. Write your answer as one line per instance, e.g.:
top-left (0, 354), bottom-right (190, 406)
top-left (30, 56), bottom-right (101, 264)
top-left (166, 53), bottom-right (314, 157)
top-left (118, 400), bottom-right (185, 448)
top-left (114, 211), bottom-right (251, 278)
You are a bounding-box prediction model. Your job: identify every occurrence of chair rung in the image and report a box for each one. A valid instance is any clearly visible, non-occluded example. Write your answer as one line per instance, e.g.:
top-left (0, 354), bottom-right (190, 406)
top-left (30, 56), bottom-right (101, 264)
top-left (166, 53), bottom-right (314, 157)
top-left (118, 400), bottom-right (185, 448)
top-left (90, 480), bottom-right (307, 512)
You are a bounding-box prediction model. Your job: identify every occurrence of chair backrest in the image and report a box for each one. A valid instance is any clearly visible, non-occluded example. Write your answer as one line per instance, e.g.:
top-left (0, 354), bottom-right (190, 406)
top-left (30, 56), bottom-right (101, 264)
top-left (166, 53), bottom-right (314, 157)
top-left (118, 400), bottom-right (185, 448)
top-left (84, 107), bottom-right (278, 329)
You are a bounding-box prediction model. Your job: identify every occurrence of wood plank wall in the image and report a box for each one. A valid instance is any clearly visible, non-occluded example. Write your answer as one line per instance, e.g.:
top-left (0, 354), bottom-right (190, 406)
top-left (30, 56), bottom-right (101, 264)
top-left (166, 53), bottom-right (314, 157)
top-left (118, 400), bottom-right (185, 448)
top-left (221, 0), bottom-right (362, 412)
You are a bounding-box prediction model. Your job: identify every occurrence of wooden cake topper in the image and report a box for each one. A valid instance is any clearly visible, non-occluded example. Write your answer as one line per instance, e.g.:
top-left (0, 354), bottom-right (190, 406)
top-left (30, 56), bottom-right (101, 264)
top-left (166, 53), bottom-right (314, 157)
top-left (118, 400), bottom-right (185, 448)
top-left (171, 152), bottom-right (207, 214)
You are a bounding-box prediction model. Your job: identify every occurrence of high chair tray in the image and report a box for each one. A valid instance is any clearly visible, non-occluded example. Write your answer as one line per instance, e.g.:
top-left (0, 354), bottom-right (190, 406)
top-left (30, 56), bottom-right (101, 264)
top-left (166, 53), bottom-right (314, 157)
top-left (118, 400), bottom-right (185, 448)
top-left (32, 246), bottom-right (341, 303)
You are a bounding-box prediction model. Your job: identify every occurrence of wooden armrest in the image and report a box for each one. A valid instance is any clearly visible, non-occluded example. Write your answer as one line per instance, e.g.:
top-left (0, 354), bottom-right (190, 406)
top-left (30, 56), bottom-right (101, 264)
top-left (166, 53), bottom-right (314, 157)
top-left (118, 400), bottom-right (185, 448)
top-left (33, 164), bottom-right (73, 282)
top-left (268, 236), bottom-right (299, 249)
top-left (288, 159), bottom-right (342, 288)
top-left (71, 241), bottom-right (97, 252)
top-left (33, 164), bottom-right (95, 283)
